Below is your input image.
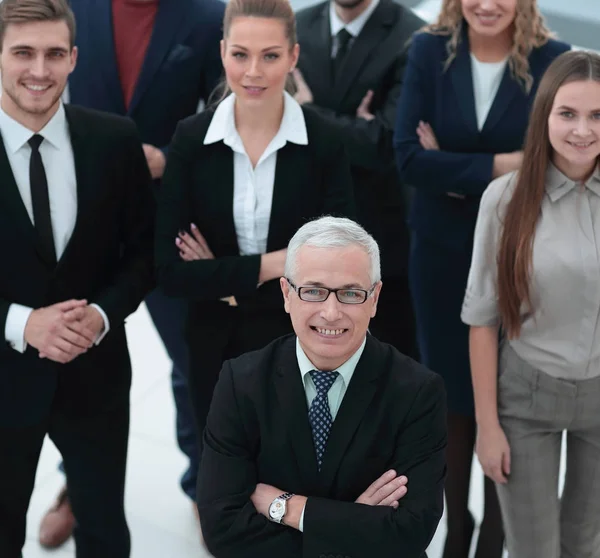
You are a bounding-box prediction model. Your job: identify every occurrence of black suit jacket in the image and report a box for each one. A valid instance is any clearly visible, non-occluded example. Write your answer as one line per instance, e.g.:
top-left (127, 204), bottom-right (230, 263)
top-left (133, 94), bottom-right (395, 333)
top-left (198, 334), bottom-right (447, 558)
top-left (155, 106), bottom-right (356, 312)
top-left (296, 0), bottom-right (424, 276)
top-left (0, 105), bottom-right (155, 426)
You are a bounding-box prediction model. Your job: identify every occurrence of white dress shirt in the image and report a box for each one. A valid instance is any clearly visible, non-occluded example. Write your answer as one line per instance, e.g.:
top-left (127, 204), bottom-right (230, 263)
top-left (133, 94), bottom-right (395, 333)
top-left (329, 0), bottom-right (380, 56)
top-left (470, 54), bottom-right (507, 131)
top-left (0, 103), bottom-right (109, 352)
top-left (295, 336), bottom-right (367, 531)
top-left (203, 91), bottom-right (308, 255)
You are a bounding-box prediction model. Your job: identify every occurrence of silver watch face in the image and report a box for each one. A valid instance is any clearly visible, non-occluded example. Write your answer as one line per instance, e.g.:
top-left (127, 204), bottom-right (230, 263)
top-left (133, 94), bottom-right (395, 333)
top-left (269, 498), bottom-right (286, 521)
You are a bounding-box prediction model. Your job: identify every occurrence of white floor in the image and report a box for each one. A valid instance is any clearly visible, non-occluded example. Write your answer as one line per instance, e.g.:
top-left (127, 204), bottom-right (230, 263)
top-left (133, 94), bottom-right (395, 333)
top-left (23, 303), bottom-right (505, 558)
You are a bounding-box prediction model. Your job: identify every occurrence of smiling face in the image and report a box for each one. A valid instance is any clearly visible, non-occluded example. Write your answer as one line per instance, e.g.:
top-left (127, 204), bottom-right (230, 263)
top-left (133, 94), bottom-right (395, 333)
top-left (280, 245), bottom-right (382, 371)
top-left (548, 79), bottom-right (600, 181)
top-left (461, 0), bottom-right (517, 38)
top-left (0, 19), bottom-right (76, 129)
top-left (220, 16), bottom-right (298, 107)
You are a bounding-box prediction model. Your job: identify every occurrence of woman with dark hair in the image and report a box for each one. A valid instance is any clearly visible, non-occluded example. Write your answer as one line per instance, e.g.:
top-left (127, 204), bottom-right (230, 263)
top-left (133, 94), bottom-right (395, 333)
top-left (393, 1), bottom-right (570, 556)
top-left (155, 0), bottom-right (355, 463)
top-left (463, 50), bottom-right (600, 558)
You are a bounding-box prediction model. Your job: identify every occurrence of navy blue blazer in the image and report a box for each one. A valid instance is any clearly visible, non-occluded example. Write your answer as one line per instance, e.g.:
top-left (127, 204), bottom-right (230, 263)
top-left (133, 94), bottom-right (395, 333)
top-left (393, 27), bottom-right (570, 250)
top-left (68, 0), bottom-right (225, 156)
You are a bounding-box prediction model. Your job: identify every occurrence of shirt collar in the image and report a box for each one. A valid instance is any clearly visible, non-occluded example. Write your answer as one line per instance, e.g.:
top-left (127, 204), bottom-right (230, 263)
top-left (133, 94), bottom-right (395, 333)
top-left (0, 102), bottom-right (69, 154)
top-left (329, 0), bottom-right (380, 39)
top-left (296, 336), bottom-right (367, 391)
top-left (204, 91), bottom-right (308, 149)
top-left (545, 161), bottom-right (600, 202)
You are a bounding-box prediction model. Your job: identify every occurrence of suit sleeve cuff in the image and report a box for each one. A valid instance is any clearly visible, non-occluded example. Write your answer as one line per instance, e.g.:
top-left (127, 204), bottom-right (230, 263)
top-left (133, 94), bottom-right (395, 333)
top-left (298, 501), bottom-right (306, 532)
top-left (5, 303), bottom-right (33, 353)
top-left (90, 304), bottom-right (110, 345)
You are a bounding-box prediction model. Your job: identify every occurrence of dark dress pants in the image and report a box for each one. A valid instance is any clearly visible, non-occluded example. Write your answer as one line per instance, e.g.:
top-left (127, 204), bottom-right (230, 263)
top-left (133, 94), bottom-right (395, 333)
top-left (57, 288), bottom-right (199, 501)
top-left (368, 273), bottom-right (419, 361)
top-left (144, 287), bottom-right (199, 500)
top-left (186, 302), bottom-right (294, 472)
top-left (0, 395), bottom-right (130, 558)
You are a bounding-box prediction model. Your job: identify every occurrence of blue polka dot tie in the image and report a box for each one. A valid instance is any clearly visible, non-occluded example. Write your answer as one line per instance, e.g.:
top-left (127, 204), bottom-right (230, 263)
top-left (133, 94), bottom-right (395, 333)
top-left (308, 370), bottom-right (339, 470)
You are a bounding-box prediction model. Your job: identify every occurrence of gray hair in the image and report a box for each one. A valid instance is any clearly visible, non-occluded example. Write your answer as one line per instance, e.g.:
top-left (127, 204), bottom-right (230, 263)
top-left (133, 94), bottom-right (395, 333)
top-left (284, 216), bottom-right (381, 284)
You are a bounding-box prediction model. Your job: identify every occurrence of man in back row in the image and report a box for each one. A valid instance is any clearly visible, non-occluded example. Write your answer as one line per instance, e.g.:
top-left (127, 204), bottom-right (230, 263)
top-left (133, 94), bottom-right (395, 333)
top-left (198, 216), bottom-right (447, 558)
top-left (0, 0), bottom-right (154, 556)
top-left (294, 0), bottom-right (424, 359)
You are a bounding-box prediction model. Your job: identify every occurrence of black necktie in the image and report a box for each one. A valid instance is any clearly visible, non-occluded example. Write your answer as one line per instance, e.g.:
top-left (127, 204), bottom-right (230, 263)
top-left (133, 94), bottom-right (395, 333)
top-left (332, 28), bottom-right (352, 82)
top-left (29, 134), bottom-right (56, 265)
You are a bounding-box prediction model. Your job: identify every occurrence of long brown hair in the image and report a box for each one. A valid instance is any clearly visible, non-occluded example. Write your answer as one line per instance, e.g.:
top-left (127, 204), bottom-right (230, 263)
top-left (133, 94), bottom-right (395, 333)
top-left (497, 50), bottom-right (600, 338)
top-left (423, 0), bottom-right (553, 93)
top-left (210, 0), bottom-right (297, 104)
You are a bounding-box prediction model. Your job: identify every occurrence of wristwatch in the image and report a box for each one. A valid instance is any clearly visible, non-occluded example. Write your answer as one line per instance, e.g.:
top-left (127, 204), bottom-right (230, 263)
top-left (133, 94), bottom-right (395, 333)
top-left (268, 492), bottom-right (295, 524)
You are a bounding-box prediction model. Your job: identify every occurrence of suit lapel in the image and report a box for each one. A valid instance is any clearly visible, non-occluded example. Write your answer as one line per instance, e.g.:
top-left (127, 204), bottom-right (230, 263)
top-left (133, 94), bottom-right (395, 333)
top-left (334, 0), bottom-right (394, 106)
top-left (300, 4), bottom-right (334, 105)
top-left (57, 106), bottom-right (98, 268)
top-left (89, 0), bottom-right (126, 114)
top-left (207, 144), bottom-right (240, 255)
top-left (449, 26), bottom-right (478, 136)
top-left (0, 137), bottom-right (38, 251)
top-left (274, 339), bottom-right (319, 492)
top-left (318, 336), bottom-right (381, 492)
top-left (266, 144), bottom-right (298, 251)
top-left (128, 0), bottom-right (188, 115)
top-left (481, 64), bottom-right (523, 133)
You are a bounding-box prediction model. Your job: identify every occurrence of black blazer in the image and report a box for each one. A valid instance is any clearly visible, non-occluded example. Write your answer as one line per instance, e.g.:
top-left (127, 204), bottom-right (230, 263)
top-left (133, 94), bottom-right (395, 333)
top-left (155, 105), bottom-right (356, 311)
top-left (296, 0), bottom-right (424, 276)
top-left (0, 106), bottom-right (155, 426)
top-left (198, 334), bottom-right (447, 558)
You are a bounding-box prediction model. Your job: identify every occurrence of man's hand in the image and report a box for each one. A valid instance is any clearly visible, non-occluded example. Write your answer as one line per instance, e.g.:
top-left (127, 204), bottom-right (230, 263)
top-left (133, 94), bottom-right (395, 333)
top-left (142, 144), bottom-right (167, 179)
top-left (251, 483), bottom-right (283, 518)
top-left (251, 483), bottom-right (307, 531)
top-left (357, 90), bottom-right (375, 121)
top-left (24, 300), bottom-right (96, 364)
top-left (292, 69), bottom-right (313, 105)
top-left (355, 469), bottom-right (408, 509)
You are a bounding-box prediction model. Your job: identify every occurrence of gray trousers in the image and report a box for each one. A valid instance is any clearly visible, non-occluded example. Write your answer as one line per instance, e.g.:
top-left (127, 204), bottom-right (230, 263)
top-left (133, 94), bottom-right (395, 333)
top-left (496, 344), bottom-right (600, 558)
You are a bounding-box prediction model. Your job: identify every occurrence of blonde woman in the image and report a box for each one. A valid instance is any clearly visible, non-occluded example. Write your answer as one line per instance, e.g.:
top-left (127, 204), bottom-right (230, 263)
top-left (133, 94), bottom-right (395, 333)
top-left (393, 1), bottom-right (569, 556)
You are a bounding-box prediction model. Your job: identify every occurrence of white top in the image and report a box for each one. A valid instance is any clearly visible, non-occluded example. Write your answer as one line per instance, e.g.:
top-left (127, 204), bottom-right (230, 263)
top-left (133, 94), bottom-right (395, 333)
top-left (296, 335), bottom-right (367, 531)
top-left (0, 104), bottom-right (109, 353)
top-left (329, 0), bottom-right (380, 56)
top-left (462, 164), bottom-right (600, 379)
top-left (203, 91), bottom-right (308, 255)
top-left (470, 54), bottom-right (507, 131)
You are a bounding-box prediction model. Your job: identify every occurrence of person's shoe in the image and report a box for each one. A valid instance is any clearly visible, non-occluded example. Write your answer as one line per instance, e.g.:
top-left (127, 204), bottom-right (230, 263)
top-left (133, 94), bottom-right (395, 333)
top-left (39, 486), bottom-right (75, 548)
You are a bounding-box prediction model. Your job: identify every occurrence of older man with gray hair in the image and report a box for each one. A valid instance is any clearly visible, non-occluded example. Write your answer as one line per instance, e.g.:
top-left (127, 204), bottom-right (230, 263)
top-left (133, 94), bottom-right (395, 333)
top-left (197, 216), bottom-right (447, 558)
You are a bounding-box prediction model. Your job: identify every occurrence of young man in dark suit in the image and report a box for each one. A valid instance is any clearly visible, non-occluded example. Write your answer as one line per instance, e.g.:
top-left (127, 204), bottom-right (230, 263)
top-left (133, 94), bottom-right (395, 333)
top-left (198, 216), bottom-right (446, 558)
top-left (0, 0), bottom-right (154, 556)
top-left (39, 0), bottom-right (225, 545)
top-left (294, 0), bottom-right (424, 360)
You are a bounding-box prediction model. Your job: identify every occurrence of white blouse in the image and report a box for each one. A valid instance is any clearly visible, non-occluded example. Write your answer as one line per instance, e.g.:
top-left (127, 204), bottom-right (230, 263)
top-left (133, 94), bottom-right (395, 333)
top-left (203, 91), bottom-right (308, 255)
top-left (470, 54), bottom-right (507, 131)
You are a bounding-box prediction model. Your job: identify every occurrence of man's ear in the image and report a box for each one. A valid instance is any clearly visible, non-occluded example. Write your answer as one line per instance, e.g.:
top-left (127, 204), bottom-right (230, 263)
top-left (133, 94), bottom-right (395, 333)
top-left (370, 281), bottom-right (383, 318)
top-left (280, 277), bottom-right (291, 314)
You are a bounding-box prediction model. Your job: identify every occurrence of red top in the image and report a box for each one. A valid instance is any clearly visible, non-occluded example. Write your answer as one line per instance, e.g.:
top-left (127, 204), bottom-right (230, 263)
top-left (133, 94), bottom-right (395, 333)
top-left (112, 0), bottom-right (159, 109)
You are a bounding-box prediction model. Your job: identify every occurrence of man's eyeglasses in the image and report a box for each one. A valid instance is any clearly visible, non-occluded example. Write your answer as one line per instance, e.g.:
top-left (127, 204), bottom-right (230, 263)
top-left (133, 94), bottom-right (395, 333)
top-left (286, 278), bottom-right (375, 305)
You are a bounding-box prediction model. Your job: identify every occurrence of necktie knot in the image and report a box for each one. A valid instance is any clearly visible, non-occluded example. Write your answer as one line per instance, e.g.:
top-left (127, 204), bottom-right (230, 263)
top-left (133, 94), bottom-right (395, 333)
top-left (28, 134), bottom-right (44, 151)
top-left (336, 28), bottom-right (352, 51)
top-left (309, 370), bottom-right (339, 396)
